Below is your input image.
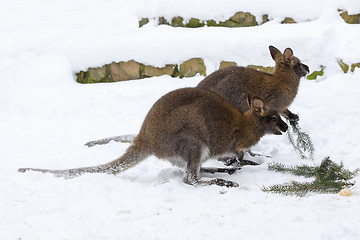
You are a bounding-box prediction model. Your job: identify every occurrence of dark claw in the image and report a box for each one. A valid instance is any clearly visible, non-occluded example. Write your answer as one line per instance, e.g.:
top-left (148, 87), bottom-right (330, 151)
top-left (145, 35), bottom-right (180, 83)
top-left (212, 178), bottom-right (239, 188)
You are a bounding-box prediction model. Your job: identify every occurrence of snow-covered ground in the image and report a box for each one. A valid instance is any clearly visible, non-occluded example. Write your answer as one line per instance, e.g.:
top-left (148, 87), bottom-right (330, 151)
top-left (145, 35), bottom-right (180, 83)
top-left (1, 0), bottom-right (360, 239)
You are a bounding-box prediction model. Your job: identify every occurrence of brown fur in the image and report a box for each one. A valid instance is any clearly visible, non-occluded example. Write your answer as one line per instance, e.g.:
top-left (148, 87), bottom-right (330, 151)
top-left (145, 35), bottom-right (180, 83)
top-left (19, 88), bottom-right (287, 187)
top-left (197, 46), bottom-right (309, 121)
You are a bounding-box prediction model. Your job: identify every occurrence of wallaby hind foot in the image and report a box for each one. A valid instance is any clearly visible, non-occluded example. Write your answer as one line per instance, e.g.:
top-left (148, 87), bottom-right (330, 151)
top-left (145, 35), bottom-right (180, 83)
top-left (200, 167), bottom-right (241, 175)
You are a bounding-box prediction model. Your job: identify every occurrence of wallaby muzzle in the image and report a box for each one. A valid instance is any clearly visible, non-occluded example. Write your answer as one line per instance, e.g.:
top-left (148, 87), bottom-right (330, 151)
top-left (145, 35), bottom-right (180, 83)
top-left (276, 120), bottom-right (288, 135)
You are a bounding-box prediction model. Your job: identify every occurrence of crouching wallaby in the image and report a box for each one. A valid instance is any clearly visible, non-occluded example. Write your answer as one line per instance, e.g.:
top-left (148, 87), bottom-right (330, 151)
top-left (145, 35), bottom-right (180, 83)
top-left (197, 45), bottom-right (309, 122)
top-left (19, 88), bottom-right (287, 187)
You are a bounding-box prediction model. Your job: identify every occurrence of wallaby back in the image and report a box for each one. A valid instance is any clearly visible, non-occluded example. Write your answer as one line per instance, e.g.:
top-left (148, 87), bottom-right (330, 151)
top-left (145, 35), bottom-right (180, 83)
top-left (197, 46), bottom-right (309, 120)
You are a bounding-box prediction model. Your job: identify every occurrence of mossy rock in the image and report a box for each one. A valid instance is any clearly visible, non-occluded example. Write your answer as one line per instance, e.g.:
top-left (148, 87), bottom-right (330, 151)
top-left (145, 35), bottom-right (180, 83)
top-left (307, 66), bottom-right (325, 80)
top-left (262, 14), bottom-right (270, 24)
top-left (281, 17), bottom-right (296, 24)
top-left (139, 18), bottom-right (149, 27)
top-left (171, 17), bottom-right (184, 27)
top-left (142, 65), bottom-right (177, 77)
top-left (247, 65), bottom-right (274, 73)
top-left (218, 20), bottom-right (240, 27)
top-left (179, 58), bottom-right (206, 78)
top-left (185, 18), bottom-right (205, 28)
top-left (351, 63), bottom-right (360, 72)
top-left (206, 19), bottom-right (218, 27)
top-left (109, 60), bottom-right (142, 82)
top-left (338, 59), bottom-right (349, 73)
top-left (77, 66), bottom-right (110, 84)
top-left (339, 10), bottom-right (360, 24)
top-left (219, 61), bottom-right (237, 69)
top-left (230, 11), bottom-right (258, 27)
top-left (158, 17), bottom-right (170, 25)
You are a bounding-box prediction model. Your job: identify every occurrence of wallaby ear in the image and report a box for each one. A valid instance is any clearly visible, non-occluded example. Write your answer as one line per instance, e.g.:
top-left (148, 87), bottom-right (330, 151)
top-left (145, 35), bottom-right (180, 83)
top-left (269, 45), bottom-right (282, 61)
top-left (250, 96), bottom-right (265, 116)
top-left (247, 94), bottom-right (253, 108)
top-left (283, 48), bottom-right (293, 63)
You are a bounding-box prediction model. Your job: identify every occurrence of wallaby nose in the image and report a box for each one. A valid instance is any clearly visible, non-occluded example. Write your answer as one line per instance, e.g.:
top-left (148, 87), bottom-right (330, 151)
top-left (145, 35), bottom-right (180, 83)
top-left (282, 123), bottom-right (288, 132)
top-left (303, 64), bottom-right (310, 73)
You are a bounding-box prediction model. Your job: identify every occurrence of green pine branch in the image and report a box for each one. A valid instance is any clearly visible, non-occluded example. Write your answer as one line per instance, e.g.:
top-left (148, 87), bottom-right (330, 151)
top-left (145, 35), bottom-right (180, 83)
top-left (263, 157), bottom-right (359, 196)
top-left (287, 120), bottom-right (315, 160)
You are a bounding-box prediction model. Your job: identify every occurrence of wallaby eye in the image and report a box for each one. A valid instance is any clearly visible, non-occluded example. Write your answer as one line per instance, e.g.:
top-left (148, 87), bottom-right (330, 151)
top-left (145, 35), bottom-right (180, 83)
top-left (271, 116), bottom-right (277, 121)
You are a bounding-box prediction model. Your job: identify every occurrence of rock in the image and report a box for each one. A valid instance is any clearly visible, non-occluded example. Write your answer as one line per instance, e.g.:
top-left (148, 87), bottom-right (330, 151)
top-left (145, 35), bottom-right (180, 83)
top-left (281, 17), bottom-right (296, 24)
top-left (179, 58), bottom-right (206, 78)
top-left (109, 60), bottom-right (141, 82)
top-left (230, 11), bottom-right (258, 27)
top-left (185, 18), bottom-right (205, 28)
top-left (262, 14), bottom-right (270, 24)
top-left (76, 66), bottom-right (109, 84)
top-left (171, 17), bottom-right (184, 27)
top-left (206, 19), bottom-right (217, 27)
top-left (142, 65), bottom-right (177, 77)
top-left (247, 65), bottom-right (274, 73)
top-left (158, 17), bottom-right (169, 25)
top-left (88, 66), bottom-right (107, 81)
top-left (219, 20), bottom-right (240, 27)
top-left (219, 61), bottom-right (237, 69)
top-left (339, 10), bottom-right (360, 24)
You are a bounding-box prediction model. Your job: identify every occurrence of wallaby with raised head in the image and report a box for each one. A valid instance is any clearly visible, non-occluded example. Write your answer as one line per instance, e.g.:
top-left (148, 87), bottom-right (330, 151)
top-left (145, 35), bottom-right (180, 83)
top-left (19, 88), bottom-right (287, 187)
top-left (197, 45), bottom-right (309, 121)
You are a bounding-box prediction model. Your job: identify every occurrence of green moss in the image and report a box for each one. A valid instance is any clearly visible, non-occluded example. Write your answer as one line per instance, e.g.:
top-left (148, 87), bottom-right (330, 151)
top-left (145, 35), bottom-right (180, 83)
top-left (139, 18), bottom-right (149, 27)
top-left (218, 20), bottom-right (240, 27)
top-left (339, 10), bottom-right (360, 24)
top-left (338, 59), bottom-right (349, 73)
top-left (307, 66), bottom-right (325, 80)
top-left (206, 19), bottom-right (217, 26)
top-left (351, 63), bottom-right (360, 72)
top-left (185, 18), bottom-right (205, 28)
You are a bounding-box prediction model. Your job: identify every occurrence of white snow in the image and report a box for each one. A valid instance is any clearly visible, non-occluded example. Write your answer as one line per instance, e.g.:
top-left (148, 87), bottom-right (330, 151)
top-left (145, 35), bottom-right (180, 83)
top-left (1, 0), bottom-right (360, 239)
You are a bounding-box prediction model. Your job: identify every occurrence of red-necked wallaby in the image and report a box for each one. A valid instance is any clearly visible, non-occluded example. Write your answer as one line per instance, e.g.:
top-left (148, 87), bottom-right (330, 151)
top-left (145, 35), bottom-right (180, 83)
top-left (19, 88), bottom-right (287, 187)
top-left (197, 45), bottom-right (309, 121)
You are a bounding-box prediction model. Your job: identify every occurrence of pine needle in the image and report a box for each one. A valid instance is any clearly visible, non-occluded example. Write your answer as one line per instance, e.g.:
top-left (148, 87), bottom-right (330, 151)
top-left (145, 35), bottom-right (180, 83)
top-left (286, 120), bottom-right (315, 160)
top-left (263, 157), bottom-right (359, 196)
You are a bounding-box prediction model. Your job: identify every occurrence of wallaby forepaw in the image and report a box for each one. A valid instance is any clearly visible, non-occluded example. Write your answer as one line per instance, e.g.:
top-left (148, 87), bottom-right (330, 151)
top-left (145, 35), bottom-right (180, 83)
top-left (212, 178), bottom-right (239, 188)
top-left (288, 113), bottom-right (299, 122)
top-left (219, 156), bottom-right (239, 166)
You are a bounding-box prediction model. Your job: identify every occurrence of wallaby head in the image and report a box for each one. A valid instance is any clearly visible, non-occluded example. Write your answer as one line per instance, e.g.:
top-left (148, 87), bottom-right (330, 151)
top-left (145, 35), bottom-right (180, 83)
top-left (247, 95), bottom-right (288, 136)
top-left (269, 45), bottom-right (309, 78)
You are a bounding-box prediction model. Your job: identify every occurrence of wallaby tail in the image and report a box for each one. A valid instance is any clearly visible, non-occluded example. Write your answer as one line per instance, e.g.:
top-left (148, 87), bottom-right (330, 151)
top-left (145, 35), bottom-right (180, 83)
top-left (18, 144), bottom-right (149, 179)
